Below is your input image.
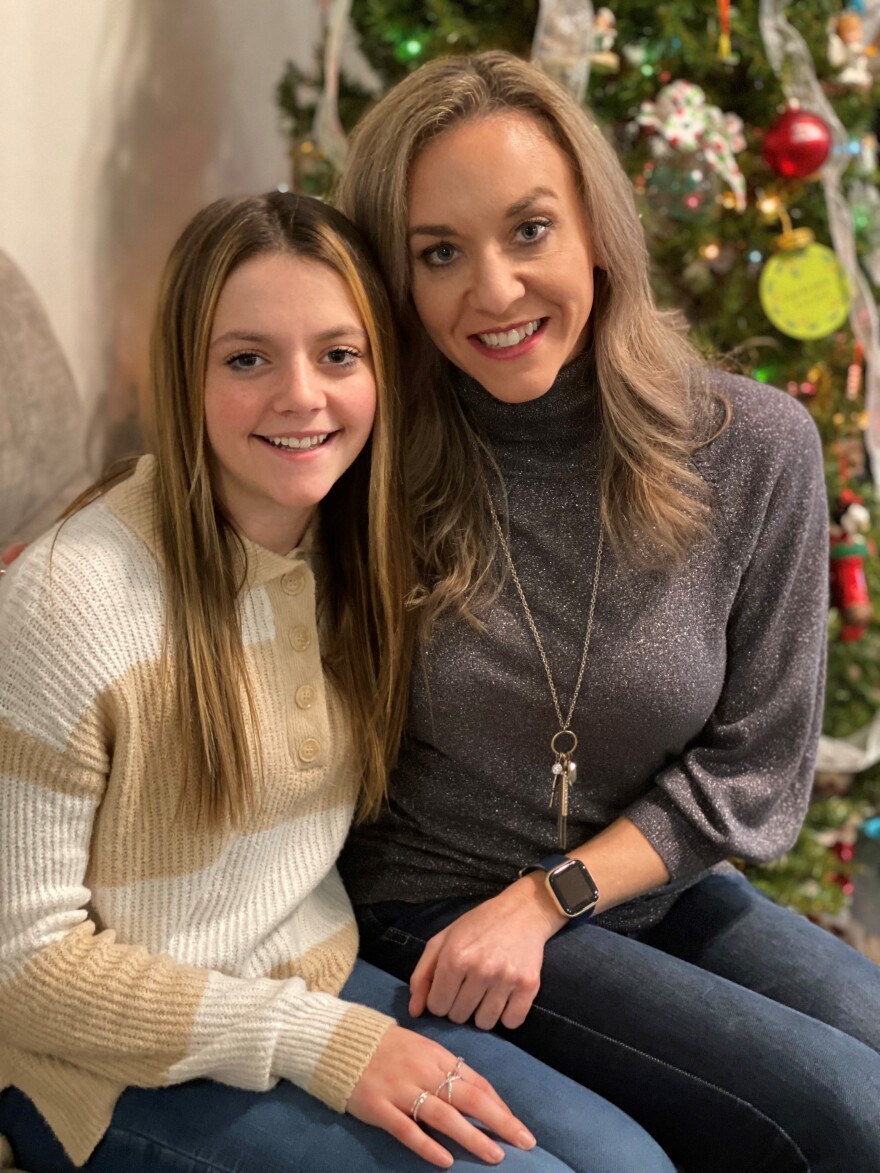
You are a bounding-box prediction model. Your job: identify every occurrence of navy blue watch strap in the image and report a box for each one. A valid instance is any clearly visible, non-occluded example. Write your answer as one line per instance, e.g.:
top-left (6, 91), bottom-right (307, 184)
top-left (519, 853), bottom-right (570, 876)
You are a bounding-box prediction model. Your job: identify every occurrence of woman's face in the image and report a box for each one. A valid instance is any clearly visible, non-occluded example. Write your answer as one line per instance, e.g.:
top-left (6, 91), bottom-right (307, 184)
top-left (407, 111), bottom-right (598, 403)
top-left (204, 252), bottom-right (376, 554)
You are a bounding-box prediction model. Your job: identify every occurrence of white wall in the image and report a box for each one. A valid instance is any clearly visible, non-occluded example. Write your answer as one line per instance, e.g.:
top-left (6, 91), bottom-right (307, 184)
top-left (0, 0), bottom-right (319, 466)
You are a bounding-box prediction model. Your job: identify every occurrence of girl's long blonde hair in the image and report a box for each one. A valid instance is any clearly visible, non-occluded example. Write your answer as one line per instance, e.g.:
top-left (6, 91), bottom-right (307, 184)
top-left (65, 193), bottom-right (414, 826)
top-left (335, 51), bottom-right (727, 624)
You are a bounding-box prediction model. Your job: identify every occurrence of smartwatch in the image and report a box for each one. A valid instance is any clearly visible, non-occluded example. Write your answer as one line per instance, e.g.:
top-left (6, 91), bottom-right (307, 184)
top-left (519, 854), bottom-right (599, 919)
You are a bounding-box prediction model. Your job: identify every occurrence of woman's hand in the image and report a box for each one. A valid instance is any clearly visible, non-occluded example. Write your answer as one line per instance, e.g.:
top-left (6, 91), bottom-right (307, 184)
top-left (408, 876), bottom-right (565, 1032)
top-left (347, 1024), bottom-right (536, 1168)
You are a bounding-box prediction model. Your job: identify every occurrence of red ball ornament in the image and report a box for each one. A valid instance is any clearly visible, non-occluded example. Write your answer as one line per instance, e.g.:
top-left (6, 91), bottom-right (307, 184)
top-left (763, 108), bottom-right (832, 179)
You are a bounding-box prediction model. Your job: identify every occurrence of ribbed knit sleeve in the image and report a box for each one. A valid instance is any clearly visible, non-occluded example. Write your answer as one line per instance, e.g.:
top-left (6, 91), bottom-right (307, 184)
top-left (0, 489), bottom-right (393, 1165)
top-left (624, 384), bottom-right (828, 879)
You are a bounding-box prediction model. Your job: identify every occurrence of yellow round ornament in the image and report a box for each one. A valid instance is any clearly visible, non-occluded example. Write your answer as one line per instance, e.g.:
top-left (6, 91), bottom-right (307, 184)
top-left (759, 241), bottom-right (850, 340)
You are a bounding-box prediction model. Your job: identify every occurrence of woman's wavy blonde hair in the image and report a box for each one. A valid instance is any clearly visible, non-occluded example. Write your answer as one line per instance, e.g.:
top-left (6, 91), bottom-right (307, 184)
top-left (335, 51), bottom-right (727, 624)
top-left (64, 193), bottom-right (414, 826)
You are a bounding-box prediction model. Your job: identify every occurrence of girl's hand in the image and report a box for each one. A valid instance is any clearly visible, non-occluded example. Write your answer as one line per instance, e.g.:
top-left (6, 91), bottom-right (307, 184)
top-left (409, 877), bottom-right (565, 1032)
top-left (346, 1024), bottom-right (537, 1168)
top-left (0, 543), bottom-right (26, 576)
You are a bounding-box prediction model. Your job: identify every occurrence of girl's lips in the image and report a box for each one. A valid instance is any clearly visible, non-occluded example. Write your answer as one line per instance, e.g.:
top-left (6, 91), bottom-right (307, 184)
top-left (468, 318), bottom-right (548, 361)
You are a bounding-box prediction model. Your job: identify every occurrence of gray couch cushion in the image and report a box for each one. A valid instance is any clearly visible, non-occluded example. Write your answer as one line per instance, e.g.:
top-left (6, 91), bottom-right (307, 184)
top-left (0, 250), bottom-right (89, 543)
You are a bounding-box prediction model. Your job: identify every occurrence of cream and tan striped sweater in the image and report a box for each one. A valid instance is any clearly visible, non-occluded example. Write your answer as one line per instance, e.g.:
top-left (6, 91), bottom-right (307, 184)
top-left (0, 457), bottom-right (394, 1166)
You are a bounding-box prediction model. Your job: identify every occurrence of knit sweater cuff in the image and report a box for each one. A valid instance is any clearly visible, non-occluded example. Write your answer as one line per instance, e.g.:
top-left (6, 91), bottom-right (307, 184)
top-left (625, 790), bottom-right (724, 881)
top-left (276, 1001), bottom-right (395, 1113)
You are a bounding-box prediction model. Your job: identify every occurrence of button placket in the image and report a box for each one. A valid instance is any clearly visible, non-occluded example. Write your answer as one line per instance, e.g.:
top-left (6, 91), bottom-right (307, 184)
top-left (269, 567), bottom-right (327, 770)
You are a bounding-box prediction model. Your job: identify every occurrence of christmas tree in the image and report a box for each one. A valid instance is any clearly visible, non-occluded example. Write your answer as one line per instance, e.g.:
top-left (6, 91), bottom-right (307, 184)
top-left (277, 0), bottom-right (880, 932)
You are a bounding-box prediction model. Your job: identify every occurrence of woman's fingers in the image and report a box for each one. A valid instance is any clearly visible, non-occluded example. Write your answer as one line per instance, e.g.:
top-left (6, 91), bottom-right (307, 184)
top-left (445, 972), bottom-right (493, 1025)
top-left (471, 982), bottom-right (514, 1032)
top-left (409, 933), bottom-right (444, 1017)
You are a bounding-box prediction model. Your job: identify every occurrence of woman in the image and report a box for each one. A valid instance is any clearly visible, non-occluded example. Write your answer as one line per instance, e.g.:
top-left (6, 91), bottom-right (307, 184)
top-left (0, 193), bottom-right (676, 1173)
top-left (335, 51), bottom-right (880, 1173)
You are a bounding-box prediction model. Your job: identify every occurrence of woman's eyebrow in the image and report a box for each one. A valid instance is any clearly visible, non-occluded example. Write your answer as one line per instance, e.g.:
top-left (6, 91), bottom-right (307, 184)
top-left (408, 222), bottom-right (454, 240)
top-left (505, 187), bottom-right (558, 217)
top-left (408, 187), bottom-right (560, 240)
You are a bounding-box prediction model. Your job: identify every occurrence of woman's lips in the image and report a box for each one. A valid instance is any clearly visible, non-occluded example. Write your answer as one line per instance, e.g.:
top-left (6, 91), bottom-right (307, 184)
top-left (468, 318), bottom-right (548, 360)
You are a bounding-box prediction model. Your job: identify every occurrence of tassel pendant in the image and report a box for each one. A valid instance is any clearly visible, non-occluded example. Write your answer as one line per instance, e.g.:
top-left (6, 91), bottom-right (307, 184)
top-left (549, 730), bottom-right (578, 851)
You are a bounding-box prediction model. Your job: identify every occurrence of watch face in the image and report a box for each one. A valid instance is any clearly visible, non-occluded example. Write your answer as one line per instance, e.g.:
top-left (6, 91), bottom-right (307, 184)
top-left (550, 860), bottom-right (599, 916)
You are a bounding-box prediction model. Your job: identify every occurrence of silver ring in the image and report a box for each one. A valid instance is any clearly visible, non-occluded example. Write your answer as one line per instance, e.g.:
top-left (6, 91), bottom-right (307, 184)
top-left (411, 1090), bottom-right (430, 1123)
top-left (435, 1056), bottom-right (465, 1103)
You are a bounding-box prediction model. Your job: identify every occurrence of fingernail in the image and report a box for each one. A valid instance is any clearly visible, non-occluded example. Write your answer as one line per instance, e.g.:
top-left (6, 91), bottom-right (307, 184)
top-left (517, 1128), bottom-right (537, 1149)
top-left (487, 1143), bottom-right (505, 1163)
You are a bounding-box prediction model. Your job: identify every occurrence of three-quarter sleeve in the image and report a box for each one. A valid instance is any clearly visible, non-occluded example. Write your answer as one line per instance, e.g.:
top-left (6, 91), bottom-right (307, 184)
top-left (624, 392), bottom-right (828, 879)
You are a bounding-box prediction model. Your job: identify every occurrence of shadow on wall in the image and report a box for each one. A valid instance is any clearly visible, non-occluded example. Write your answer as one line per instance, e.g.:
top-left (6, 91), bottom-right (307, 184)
top-left (88, 0), bottom-right (241, 467)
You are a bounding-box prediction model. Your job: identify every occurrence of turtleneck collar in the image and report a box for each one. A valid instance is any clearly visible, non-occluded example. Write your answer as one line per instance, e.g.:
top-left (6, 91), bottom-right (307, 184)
top-left (453, 346), bottom-right (601, 476)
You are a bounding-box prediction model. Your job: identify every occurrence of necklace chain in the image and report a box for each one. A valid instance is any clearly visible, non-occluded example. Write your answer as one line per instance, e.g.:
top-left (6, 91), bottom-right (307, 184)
top-left (482, 475), bottom-right (604, 735)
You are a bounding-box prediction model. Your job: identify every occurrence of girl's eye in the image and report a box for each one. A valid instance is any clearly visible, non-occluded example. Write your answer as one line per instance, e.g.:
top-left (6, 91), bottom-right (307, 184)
top-left (325, 346), bottom-right (360, 367)
top-left (226, 352), bottom-right (264, 372)
top-left (517, 218), bottom-right (552, 244)
top-left (421, 242), bottom-right (459, 268)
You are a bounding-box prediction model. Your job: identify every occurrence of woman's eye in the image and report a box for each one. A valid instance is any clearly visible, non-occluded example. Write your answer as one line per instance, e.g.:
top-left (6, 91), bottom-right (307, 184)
top-left (517, 219), bottom-right (551, 244)
top-left (325, 346), bottom-right (360, 366)
top-left (421, 242), bottom-right (459, 268)
top-left (226, 352), bottom-right (264, 372)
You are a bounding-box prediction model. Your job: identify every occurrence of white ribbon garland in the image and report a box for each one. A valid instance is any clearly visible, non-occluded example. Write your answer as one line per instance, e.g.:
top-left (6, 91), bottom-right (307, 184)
top-left (759, 0), bottom-right (880, 482)
top-left (817, 715), bottom-right (880, 774)
top-left (532, 0), bottom-right (594, 104)
top-left (313, 0), bottom-right (351, 171)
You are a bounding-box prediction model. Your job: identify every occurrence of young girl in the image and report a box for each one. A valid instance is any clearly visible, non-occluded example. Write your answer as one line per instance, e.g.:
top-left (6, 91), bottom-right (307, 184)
top-left (336, 51), bottom-right (880, 1173)
top-left (0, 193), bottom-right (676, 1173)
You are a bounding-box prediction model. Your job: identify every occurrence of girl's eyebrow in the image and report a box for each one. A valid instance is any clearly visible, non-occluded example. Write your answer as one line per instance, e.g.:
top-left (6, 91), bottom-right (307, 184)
top-left (314, 326), bottom-right (369, 343)
top-left (210, 330), bottom-right (271, 349)
top-left (408, 187), bottom-right (560, 240)
top-left (210, 327), bottom-right (368, 349)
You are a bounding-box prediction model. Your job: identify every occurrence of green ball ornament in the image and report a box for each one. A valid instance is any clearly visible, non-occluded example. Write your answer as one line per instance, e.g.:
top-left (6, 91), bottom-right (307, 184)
top-left (643, 154), bottom-right (721, 224)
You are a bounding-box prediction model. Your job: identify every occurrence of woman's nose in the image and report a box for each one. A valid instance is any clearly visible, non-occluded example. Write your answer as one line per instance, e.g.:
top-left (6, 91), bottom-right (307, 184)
top-left (468, 251), bottom-right (526, 317)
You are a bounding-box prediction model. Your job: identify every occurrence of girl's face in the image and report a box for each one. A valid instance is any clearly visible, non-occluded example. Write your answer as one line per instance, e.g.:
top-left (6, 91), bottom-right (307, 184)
top-left (407, 111), bottom-right (598, 403)
top-left (204, 252), bottom-right (376, 554)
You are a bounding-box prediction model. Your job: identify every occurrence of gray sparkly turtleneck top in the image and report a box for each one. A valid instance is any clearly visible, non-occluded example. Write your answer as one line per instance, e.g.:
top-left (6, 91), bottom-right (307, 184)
top-left (340, 355), bottom-right (828, 931)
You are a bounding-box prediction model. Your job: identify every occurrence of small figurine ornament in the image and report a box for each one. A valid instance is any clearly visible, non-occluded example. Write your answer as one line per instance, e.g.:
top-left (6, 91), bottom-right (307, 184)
top-left (532, 0), bottom-right (595, 104)
top-left (828, 10), bottom-right (875, 90)
top-left (830, 489), bottom-right (874, 640)
top-left (590, 7), bottom-right (620, 73)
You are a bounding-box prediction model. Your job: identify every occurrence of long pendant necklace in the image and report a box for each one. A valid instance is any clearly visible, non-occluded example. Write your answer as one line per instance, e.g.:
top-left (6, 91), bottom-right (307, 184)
top-left (482, 474), bottom-right (604, 851)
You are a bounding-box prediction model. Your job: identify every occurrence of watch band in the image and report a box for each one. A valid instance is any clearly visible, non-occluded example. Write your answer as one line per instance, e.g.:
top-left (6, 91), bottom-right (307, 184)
top-left (519, 854), bottom-right (570, 877)
top-left (519, 854), bottom-right (599, 919)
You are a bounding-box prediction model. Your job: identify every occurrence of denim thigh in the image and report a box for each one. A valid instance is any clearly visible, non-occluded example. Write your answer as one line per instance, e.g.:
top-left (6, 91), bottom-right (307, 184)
top-left (357, 876), bottom-right (880, 1173)
top-left (0, 961), bottom-right (673, 1173)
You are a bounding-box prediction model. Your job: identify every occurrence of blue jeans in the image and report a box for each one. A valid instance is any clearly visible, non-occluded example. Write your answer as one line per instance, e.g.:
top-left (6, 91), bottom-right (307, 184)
top-left (0, 960), bottom-right (674, 1173)
top-left (356, 874), bottom-right (880, 1173)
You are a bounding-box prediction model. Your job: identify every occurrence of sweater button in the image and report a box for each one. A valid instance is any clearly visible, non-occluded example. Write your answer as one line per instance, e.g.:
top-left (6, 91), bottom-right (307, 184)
top-left (282, 569), bottom-right (305, 596)
top-left (298, 737), bottom-right (320, 763)
top-left (288, 625), bottom-right (311, 651)
top-left (295, 684), bottom-right (316, 709)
